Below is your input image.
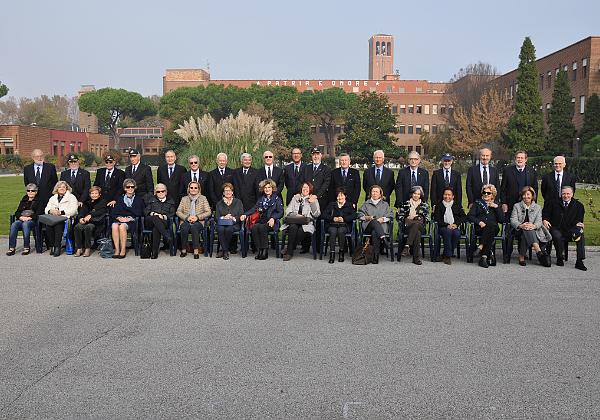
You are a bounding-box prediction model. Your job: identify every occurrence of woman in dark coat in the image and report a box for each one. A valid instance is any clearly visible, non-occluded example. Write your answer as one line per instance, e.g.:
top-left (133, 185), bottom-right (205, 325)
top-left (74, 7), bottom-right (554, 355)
top-left (145, 183), bottom-right (176, 259)
top-left (73, 186), bottom-right (107, 257)
top-left (323, 187), bottom-right (356, 263)
top-left (467, 183), bottom-right (504, 268)
top-left (433, 186), bottom-right (467, 264)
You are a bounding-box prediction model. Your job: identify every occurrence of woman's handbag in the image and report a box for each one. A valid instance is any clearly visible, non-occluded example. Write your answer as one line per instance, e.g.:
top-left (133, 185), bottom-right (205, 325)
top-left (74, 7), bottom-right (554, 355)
top-left (246, 210), bottom-right (260, 230)
top-left (284, 214), bottom-right (309, 225)
top-left (352, 238), bottom-right (374, 265)
top-left (38, 214), bottom-right (67, 226)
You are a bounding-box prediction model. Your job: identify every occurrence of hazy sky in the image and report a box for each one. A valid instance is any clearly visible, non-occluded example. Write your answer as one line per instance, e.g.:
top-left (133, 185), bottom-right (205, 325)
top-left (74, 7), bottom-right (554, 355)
top-left (2, 0), bottom-right (599, 99)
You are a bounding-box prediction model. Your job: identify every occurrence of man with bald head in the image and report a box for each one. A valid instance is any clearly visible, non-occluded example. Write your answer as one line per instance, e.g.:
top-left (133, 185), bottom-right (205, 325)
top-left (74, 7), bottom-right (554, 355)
top-left (23, 149), bottom-right (58, 209)
top-left (540, 155), bottom-right (577, 204)
top-left (466, 147), bottom-right (500, 207)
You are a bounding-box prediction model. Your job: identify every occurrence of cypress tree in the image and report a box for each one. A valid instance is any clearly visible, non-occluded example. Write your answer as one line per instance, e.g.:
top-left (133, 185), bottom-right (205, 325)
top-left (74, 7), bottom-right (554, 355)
top-left (580, 93), bottom-right (600, 144)
top-left (547, 69), bottom-right (576, 155)
top-left (505, 37), bottom-right (545, 153)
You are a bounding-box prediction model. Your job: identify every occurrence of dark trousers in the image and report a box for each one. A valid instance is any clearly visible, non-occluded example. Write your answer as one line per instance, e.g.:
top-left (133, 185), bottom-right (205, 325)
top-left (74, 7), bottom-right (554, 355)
top-left (404, 219), bottom-right (424, 257)
top-left (328, 224), bottom-right (348, 252)
top-left (45, 223), bottom-right (65, 249)
top-left (251, 223), bottom-right (273, 249)
top-left (180, 221), bottom-right (203, 249)
top-left (286, 224), bottom-right (311, 255)
top-left (439, 226), bottom-right (461, 257)
top-left (477, 223), bottom-right (499, 255)
top-left (217, 225), bottom-right (240, 253)
top-left (74, 222), bottom-right (97, 249)
top-left (364, 220), bottom-right (385, 254)
top-left (550, 227), bottom-right (585, 260)
top-left (145, 216), bottom-right (172, 254)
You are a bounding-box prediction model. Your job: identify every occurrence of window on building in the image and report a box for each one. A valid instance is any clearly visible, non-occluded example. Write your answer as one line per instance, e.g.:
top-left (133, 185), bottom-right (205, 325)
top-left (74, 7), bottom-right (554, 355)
top-left (580, 95), bottom-right (586, 114)
top-left (399, 125), bottom-right (406, 134)
top-left (547, 71), bottom-right (552, 88)
top-left (423, 124), bottom-right (430, 132)
top-left (572, 62), bottom-right (577, 81)
top-left (540, 75), bottom-right (544, 90)
top-left (431, 124), bottom-right (438, 134)
top-left (408, 105), bottom-right (414, 114)
top-left (424, 105), bottom-right (430, 115)
top-left (407, 125), bottom-right (414, 134)
top-left (432, 104), bottom-right (438, 115)
top-left (440, 105), bottom-right (446, 114)
top-left (583, 58), bottom-right (588, 78)
top-left (391, 105), bottom-right (398, 114)
top-left (416, 105), bottom-right (422, 114)
top-left (400, 105), bottom-right (406, 114)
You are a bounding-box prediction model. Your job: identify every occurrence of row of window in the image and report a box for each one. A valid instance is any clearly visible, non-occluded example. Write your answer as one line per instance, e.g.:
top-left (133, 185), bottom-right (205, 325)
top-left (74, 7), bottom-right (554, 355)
top-left (398, 124), bottom-right (446, 135)
top-left (391, 104), bottom-right (452, 115)
top-left (540, 58), bottom-right (588, 90)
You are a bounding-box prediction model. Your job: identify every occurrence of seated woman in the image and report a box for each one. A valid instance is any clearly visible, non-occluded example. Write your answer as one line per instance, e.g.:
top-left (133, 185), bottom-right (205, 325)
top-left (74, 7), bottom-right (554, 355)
top-left (433, 186), bottom-right (467, 265)
top-left (323, 187), bottom-right (355, 264)
top-left (397, 185), bottom-right (430, 265)
top-left (467, 184), bottom-right (504, 268)
top-left (111, 179), bottom-right (144, 259)
top-left (215, 182), bottom-right (244, 260)
top-left (176, 181), bottom-right (211, 259)
top-left (240, 179), bottom-right (283, 260)
top-left (145, 183), bottom-right (176, 259)
top-left (73, 186), bottom-right (107, 257)
top-left (7, 183), bottom-right (40, 256)
top-left (43, 181), bottom-right (79, 257)
top-left (281, 181), bottom-right (320, 262)
top-left (510, 186), bottom-right (552, 267)
top-left (357, 185), bottom-right (393, 264)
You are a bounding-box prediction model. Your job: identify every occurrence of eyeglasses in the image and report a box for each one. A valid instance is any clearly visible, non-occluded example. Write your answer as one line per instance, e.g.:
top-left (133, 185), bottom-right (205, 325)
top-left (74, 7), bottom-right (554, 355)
top-left (26, 190), bottom-right (37, 192)
top-left (156, 190), bottom-right (166, 193)
top-left (125, 185), bottom-right (135, 189)
top-left (482, 191), bottom-right (493, 196)
top-left (189, 161), bottom-right (198, 165)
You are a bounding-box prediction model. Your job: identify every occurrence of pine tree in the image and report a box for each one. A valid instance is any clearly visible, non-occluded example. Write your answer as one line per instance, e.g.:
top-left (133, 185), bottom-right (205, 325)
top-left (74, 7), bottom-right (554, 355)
top-left (580, 93), bottom-right (600, 145)
top-left (505, 37), bottom-right (545, 153)
top-left (547, 69), bottom-right (576, 155)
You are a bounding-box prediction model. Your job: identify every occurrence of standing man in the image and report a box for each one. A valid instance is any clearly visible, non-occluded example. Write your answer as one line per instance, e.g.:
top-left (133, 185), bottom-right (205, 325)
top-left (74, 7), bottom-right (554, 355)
top-left (363, 149), bottom-right (395, 202)
top-left (124, 149), bottom-right (154, 202)
top-left (395, 151), bottom-right (429, 207)
top-left (60, 153), bottom-right (90, 206)
top-left (540, 155), bottom-right (577, 204)
top-left (254, 150), bottom-right (284, 194)
top-left (157, 150), bottom-right (186, 203)
top-left (284, 147), bottom-right (306, 205)
top-left (430, 153), bottom-right (462, 207)
top-left (330, 153), bottom-right (360, 207)
top-left (232, 153), bottom-right (258, 211)
top-left (206, 153), bottom-right (234, 209)
top-left (466, 147), bottom-right (500, 207)
top-left (93, 154), bottom-right (125, 207)
top-left (181, 154), bottom-right (208, 196)
top-left (23, 149), bottom-right (58, 209)
top-left (542, 186), bottom-right (587, 271)
top-left (302, 147), bottom-right (331, 212)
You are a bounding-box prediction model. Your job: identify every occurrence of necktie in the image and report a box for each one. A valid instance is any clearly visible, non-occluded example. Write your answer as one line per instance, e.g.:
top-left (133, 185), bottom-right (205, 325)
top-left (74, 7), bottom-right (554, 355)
top-left (556, 174), bottom-right (561, 197)
top-left (411, 171), bottom-right (417, 187)
top-left (193, 172), bottom-right (197, 182)
top-left (294, 165), bottom-right (299, 177)
top-left (482, 166), bottom-right (488, 185)
top-left (267, 167), bottom-right (272, 179)
top-left (376, 168), bottom-right (381, 183)
top-left (169, 167), bottom-right (173, 179)
top-left (105, 170), bottom-right (111, 184)
top-left (35, 166), bottom-right (41, 184)
top-left (445, 170), bottom-right (450, 186)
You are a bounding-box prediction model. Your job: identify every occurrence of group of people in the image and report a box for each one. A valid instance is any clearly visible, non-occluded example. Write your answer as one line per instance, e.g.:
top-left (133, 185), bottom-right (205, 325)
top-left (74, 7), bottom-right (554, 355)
top-left (6, 146), bottom-right (588, 271)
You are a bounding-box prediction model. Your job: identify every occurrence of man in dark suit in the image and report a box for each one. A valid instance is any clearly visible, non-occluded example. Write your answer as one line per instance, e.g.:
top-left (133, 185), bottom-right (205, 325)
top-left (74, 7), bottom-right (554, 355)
top-left (93, 154), bottom-right (125, 206)
top-left (500, 150), bottom-right (539, 263)
top-left (395, 150), bottom-right (430, 207)
top-left (23, 149), bottom-right (58, 209)
top-left (156, 149), bottom-right (186, 203)
top-left (206, 152), bottom-right (234, 209)
top-left (302, 147), bottom-right (331, 212)
top-left (232, 153), bottom-right (258, 211)
top-left (540, 155), bottom-right (577, 204)
top-left (254, 150), bottom-right (284, 194)
top-left (430, 153), bottom-right (462, 207)
top-left (181, 154), bottom-right (208, 197)
top-left (284, 147), bottom-right (306, 205)
top-left (466, 147), bottom-right (500, 207)
top-left (124, 149), bottom-right (154, 202)
top-left (542, 186), bottom-right (587, 270)
top-left (363, 149), bottom-right (395, 202)
top-left (330, 153), bottom-right (360, 207)
top-left (60, 153), bottom-right (91, 205)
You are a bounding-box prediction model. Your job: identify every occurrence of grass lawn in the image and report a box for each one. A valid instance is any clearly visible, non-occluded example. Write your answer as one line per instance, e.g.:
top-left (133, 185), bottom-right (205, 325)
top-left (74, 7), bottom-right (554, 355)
top-left (2, 170), bottom-right (600, 245)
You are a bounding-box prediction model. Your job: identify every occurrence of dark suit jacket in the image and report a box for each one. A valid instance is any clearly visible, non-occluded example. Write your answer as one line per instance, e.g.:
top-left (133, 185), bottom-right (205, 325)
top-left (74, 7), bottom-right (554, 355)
top-left (301, 163), bottom-right (331, 210)
top-left (430, 168), bottom-right (462, 206)
top-left (540, 171), bottom-right (576, 204)
top-left (60, 168), bottom-right (91, 203)
top-left (329, 167), bottom-right (361, 206)
top-left (23, 162), bottom-right (58, 207)
top-left (232, 167), bottom-right (258, 211)
top-left (394, 167), bottom-right (430, 207)
top-left (284, 162), bottom-right (306, 205)
top-left (94, 167), bottom-right (126, 203)
top-left (181, 170), bottom-right (209, 197)
top-left (206, 167), bottom-right (234, 208)
top-left (542, 198), bottom-right (584, 232)
top-left (254, 166), bottom-right (285, 195)
top-left (156, 164), bottom-right (186, 201)
top-left (500, 165), bottom-right (538, 211)
top-left (363, 166), bottom-right (395, 203)
top-left (125, 163), bottom-right (154, 198)
top-left (466, 164), bottom-right (500, 205)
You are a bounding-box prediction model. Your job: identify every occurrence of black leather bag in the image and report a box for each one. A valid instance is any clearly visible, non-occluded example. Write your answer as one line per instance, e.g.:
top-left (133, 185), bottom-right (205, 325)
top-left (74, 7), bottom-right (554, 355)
top-left (352, 238), bottom-right (374, 265)
top-left (140, 235), bottom-right (152, 259)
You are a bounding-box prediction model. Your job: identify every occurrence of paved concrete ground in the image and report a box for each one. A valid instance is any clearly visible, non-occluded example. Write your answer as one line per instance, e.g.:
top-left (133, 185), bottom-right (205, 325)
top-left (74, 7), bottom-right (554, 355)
top-left (0, 249), bottom-right (598, 419)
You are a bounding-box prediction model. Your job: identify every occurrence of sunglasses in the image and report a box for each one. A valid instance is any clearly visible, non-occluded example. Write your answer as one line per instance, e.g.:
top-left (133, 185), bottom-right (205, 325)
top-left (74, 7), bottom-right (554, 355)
top-left (125, 185), bottom-right (135, 189)
top-left (26, 190), bottom-right (37, 192)
top-left (156, 190), bottom-right (166, 193)
top-left (482, 191), bottom-right (493, 196)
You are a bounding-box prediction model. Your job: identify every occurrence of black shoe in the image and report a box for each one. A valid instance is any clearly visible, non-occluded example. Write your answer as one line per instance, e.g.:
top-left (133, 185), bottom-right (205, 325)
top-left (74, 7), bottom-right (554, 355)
top-left (478, 256), bottom-right (489, 268)
top-left (488, 254), bottom-right (497, 266)
top-left (338, 251), bottom-right (344, 263)
top-left (575, 260), bottom-right (587, 271)
top-left (556, 258), bottom-right (564, 266)
top-left (328, 252), bottom-right (335, 264)
top-left (372, 253), bottom-right (379, 264)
